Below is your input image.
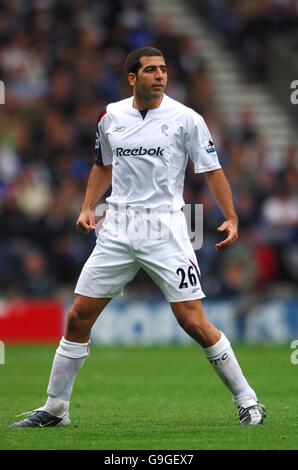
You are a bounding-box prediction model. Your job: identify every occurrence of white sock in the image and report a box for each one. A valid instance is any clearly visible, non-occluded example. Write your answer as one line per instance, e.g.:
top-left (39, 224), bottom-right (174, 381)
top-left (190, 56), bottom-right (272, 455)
top-left (203, 332), bottom-right (257, 406)
top-left (44, 337), bottom-right (90, 417)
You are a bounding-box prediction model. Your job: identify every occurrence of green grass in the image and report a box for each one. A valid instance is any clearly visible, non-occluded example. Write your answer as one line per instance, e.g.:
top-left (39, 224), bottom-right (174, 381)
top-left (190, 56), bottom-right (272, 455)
top-left (0, 344), bottom-right (297, 450)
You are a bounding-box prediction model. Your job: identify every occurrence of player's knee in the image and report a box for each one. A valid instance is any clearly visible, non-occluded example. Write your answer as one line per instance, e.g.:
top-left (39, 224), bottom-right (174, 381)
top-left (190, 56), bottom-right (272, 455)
top-left (179, 316), bottom-right (205, 336)
top-left (66, 307), bottom-right (90, 336)
top-left (175, 305), bottom-right (208, 338)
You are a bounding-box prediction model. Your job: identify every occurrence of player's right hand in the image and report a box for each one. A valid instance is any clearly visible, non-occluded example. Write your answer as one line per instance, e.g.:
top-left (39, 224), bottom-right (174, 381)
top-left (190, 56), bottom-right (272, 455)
top-left (76, 209), bottom-right (96, 233)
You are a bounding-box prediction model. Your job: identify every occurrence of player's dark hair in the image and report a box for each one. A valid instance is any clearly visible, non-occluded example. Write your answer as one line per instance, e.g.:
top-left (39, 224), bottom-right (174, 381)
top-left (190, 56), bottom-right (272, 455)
top-left (125, 47), bottom-right (164, 75)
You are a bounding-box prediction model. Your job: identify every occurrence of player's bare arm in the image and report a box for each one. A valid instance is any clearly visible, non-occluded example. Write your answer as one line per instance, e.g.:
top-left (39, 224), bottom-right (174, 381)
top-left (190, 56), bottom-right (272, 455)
top-left (204, 168), bottom-right (238, 250)
top-left (76, 164), bottom-right (112, 233)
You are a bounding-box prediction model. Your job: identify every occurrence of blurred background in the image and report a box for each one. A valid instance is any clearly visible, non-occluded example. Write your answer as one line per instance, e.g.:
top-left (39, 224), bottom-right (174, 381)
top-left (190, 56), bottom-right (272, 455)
top-left (0, 0), bottom-right (297, 345)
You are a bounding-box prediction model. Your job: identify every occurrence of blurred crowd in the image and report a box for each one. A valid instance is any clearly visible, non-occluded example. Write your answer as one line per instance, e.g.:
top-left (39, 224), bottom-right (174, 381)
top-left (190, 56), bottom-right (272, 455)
top-left (0, 0), bottom-right (297, 301)
top-left (196, 0), bottom-right (298, 80)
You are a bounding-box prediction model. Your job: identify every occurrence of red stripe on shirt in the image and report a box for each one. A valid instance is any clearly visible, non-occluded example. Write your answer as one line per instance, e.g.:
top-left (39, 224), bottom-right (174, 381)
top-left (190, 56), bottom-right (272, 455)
top-left (97, 110), bottom-right (107, 124)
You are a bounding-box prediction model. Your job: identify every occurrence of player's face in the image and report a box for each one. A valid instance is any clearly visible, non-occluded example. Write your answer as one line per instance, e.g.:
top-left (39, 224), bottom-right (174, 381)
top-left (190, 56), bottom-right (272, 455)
top-left (129, 56), bottom-right (168, 100)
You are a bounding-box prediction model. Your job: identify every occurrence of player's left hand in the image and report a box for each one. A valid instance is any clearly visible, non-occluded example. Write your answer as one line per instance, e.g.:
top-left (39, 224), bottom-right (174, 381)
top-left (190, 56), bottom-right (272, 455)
top-left (215, 218), bottom-right (238, 250)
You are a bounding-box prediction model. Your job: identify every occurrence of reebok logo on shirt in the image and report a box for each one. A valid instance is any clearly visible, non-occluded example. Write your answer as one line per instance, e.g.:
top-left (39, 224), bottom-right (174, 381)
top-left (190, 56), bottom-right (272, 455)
top-left (116, 147), bottom-right (164, 157)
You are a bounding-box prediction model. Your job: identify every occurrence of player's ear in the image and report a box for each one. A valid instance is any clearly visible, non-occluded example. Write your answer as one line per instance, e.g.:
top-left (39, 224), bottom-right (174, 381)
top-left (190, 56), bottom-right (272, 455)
top-left (128, 72), bottom-right (137, 87)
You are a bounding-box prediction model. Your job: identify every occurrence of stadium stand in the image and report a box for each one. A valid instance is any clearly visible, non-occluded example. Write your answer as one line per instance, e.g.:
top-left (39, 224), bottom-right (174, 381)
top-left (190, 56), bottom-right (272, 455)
top-left (0, 0), bottom-right (297, 302)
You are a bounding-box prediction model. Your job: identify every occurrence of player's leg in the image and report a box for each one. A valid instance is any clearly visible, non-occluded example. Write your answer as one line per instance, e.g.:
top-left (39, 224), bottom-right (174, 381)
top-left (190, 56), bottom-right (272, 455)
top-left (171, 300), bottom-right (259, 405)
top-left (171, 299), bottom-right (220, 347)
top-left (65, 293), bottom-right (110, 343)
top-left (171, 300), bottom-right (265, 425)
top-left (43, 295), bottom-right (110, 419)
top-left (9, 295), bottom-right (110, 428)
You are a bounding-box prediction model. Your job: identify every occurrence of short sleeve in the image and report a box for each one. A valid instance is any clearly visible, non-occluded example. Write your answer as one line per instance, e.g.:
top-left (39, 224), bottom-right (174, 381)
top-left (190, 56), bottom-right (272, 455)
top-left (94, 109), bottom-right (113, 167)
top-left (186, 112), bottom-right (221, 173)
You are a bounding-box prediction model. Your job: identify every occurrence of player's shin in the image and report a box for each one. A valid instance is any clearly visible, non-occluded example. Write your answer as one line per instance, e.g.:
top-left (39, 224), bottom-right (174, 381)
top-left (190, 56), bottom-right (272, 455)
top-left (202, 332), bottom-right (257, 406)
top-left (44, 337), bottom-right (90, 417)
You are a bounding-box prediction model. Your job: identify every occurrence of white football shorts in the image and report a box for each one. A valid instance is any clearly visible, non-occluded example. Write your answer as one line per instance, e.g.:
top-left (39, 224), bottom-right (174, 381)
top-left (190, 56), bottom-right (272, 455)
top-left (75, 205), bottom-right (205, 303)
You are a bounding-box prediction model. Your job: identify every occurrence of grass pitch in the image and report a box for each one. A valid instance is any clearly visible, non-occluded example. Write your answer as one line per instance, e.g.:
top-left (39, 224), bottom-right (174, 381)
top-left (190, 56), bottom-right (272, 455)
top-left (0, 344), bottom-right (297, 450)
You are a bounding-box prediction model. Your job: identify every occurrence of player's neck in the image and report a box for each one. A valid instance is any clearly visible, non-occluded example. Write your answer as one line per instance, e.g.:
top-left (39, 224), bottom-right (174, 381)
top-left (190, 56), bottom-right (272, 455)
top-left (132, 94), bottom-right (164, 111)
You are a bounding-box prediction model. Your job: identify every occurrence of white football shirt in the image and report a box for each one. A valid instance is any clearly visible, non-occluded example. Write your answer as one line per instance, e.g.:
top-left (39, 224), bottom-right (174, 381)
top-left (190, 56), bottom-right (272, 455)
top-left (95, 94), bottom-right (221, 210)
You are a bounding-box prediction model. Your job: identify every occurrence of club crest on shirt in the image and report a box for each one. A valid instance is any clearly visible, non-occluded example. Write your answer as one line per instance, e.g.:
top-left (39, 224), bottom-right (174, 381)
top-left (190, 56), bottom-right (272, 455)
top-left (161, 124), bottom-right (169, 136)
